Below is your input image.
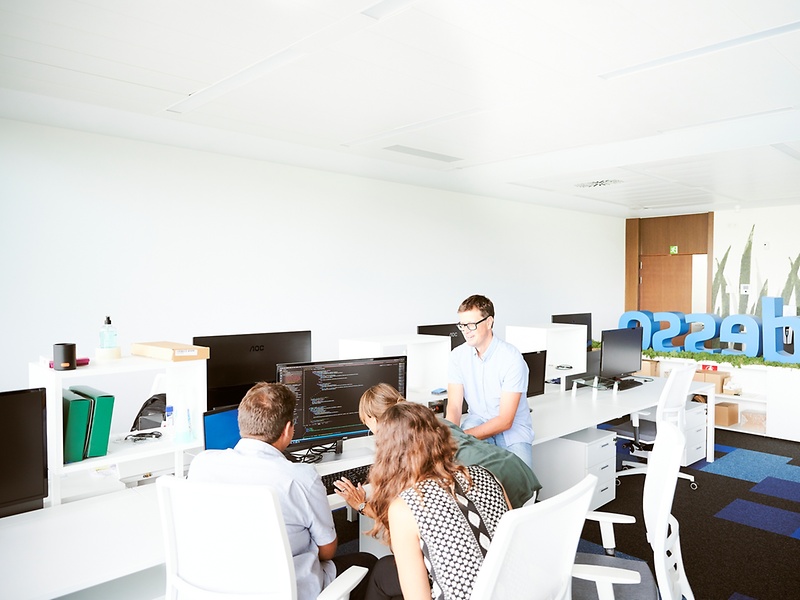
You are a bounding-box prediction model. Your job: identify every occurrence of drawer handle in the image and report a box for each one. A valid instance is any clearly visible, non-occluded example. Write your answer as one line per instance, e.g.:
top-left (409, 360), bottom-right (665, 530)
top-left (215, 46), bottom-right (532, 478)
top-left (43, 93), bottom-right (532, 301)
top-left (600, 486), bottom-right (609, 493)
top-left (600, 443), bottom-right (610, 449)
top-left (600, 465), bottom-right (608, 471)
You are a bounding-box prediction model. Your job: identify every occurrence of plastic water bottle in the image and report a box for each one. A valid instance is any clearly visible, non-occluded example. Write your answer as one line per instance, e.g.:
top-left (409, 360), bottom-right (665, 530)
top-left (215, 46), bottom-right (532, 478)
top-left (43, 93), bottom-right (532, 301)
top-left (99, 316), bottom-right (118, 349)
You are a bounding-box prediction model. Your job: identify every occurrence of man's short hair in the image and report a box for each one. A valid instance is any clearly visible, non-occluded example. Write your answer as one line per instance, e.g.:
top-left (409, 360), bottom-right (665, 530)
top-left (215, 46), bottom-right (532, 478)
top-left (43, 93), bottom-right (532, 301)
top-left (237, 382), bottom-right (296, 443)
top-left (458, 294), bottom-right (495, 319)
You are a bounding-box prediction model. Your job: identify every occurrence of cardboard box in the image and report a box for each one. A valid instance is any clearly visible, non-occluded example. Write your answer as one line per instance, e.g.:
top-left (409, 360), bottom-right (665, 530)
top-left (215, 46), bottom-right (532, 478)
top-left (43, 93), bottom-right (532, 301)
top-left (131, 341), bottom-right (210, 362)
top-left (693, 370), bottom-right (730, 394)
top-left (715, 402), bottom-right (739, 427)
top-left (636, 358), bottom-right (660, 377)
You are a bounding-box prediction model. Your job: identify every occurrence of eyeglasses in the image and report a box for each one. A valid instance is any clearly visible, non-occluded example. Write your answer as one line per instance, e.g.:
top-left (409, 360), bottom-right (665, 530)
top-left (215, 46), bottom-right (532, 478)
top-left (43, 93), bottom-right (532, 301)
top-left (456, 315), bottom-right (490, 332)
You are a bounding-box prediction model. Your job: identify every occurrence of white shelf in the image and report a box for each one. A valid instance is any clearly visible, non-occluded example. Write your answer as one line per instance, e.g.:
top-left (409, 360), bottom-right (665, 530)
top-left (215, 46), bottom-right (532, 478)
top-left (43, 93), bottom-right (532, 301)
top-left (29, 355), bottom-right (207, 505)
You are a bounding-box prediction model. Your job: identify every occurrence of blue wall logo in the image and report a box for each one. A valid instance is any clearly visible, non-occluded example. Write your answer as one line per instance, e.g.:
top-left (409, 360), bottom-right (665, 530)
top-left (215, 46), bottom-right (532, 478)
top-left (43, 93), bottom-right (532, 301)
top-left (620, 296), bottom-right (799, 364)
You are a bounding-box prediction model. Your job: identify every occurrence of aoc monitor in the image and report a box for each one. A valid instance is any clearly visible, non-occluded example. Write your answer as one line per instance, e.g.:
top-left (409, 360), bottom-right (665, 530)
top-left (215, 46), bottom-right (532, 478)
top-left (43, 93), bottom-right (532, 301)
top-left (193, 330), bottom-right (312, 411)
top-left (417, 323), bottom-right (464, 350)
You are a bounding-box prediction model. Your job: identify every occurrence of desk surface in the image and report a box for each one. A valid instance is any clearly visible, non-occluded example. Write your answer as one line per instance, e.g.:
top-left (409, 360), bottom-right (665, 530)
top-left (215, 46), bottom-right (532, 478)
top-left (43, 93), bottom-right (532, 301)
top-left (3, 379), bottom-right (714, 600)
top-left (529, 378), bottom-right (714, 449)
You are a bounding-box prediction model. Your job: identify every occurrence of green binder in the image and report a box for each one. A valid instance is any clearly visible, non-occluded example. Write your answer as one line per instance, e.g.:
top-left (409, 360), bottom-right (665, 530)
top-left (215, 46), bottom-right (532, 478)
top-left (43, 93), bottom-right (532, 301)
top-left (62, 389), bottom-right (91, 464)
top-left (69, 385), bottom-right (115, 459)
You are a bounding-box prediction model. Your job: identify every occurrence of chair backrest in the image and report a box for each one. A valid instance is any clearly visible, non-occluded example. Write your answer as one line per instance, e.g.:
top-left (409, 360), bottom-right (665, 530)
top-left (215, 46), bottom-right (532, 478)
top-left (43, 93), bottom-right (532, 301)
top-left (156, 476), bottom-right (297, 600)
top-left (641, 421), bottom-right (693, 600)
top-left (655, 361), bottom-right (697, 429)
top-left (471, 474), bottom-right (598, 600)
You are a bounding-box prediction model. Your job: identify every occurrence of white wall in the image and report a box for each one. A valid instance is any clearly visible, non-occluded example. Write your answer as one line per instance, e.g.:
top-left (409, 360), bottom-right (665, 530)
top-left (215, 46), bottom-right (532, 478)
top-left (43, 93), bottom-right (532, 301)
top-left (0, 118), bottom-right (625, 391)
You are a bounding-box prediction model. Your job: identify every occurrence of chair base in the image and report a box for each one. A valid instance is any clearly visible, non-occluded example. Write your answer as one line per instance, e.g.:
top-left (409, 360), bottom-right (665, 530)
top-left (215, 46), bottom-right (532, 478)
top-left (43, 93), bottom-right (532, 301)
top-left (617, 462), bottom-right (698, 490)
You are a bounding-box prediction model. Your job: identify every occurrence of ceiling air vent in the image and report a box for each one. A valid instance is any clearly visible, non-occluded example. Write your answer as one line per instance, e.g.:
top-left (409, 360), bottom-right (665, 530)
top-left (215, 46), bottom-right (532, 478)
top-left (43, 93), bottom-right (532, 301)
top-left (575, 179), bottom-right (623, 188)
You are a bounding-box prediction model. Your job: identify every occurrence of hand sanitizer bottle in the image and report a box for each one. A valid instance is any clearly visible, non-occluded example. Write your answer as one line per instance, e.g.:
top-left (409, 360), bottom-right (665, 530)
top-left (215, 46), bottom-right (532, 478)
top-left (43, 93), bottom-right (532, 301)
top-left (99, 316), bottom-right (117, 348)
top-left (96, 316), bottom-right (121, 360)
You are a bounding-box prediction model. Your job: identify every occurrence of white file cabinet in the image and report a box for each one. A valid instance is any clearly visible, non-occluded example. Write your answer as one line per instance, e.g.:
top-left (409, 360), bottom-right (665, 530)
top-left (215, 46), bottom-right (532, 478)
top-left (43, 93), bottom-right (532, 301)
top-left (532, 427), bottom-right (616, 510)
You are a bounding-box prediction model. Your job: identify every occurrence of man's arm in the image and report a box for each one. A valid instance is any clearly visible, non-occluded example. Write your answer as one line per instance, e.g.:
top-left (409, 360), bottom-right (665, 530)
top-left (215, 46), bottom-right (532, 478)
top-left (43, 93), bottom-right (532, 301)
top-left (445, 383), bottom-right (465, 425)
top-left (463, 390), bottom-right (521, 440)
top-left (318, 538), bottom-right (338, 561)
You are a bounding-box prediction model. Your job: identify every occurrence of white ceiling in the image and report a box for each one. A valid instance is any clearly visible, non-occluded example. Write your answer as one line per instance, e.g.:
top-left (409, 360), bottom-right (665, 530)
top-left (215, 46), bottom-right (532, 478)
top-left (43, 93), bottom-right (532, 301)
top-left (2, 0), bottom-right (800, 218)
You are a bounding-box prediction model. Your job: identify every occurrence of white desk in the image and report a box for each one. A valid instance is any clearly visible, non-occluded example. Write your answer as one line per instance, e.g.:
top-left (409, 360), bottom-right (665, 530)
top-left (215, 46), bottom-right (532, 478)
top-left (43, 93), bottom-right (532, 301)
top-left (0, 485), bottom-right (164, 600)
top-left (4, 380), bottom-right (715, 599)
top-left (530, 378), bottom-right (715, 462)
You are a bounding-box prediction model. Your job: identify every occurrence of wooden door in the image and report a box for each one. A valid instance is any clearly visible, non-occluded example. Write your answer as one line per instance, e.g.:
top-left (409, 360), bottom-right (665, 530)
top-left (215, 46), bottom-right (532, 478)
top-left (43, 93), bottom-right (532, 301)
top-left (640, 255), bottom-right (693, 347)
top-left (639, 255), bottom-right (693, 312)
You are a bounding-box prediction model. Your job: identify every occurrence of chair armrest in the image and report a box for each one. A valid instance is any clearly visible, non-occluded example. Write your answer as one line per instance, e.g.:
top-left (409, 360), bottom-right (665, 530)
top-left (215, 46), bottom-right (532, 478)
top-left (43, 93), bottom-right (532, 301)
top-left (316, 566), bottom-right (369, 600)
top-left (585, 511), bottom-right (636, 555)
top-left (572, 563), bottom-right (641, 600)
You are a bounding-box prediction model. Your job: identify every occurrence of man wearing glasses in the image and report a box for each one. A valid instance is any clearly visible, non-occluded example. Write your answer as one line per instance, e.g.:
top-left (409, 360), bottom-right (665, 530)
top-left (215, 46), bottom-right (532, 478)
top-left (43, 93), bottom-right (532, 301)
top-left (445, 294), bottom-right (534, 471)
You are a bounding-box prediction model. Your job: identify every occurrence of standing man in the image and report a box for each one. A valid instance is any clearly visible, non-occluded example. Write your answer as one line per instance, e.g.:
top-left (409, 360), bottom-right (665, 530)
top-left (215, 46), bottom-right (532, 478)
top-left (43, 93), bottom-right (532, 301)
top-left (446, 294), bottom-right (535, 471)
top-left (188, 382), bottom-right (376, 600)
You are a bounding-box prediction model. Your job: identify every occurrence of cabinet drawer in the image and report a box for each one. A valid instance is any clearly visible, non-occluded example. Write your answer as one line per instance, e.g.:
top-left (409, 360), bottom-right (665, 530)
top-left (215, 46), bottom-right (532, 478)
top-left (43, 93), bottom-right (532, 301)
top-left (685, 402), bottom-right (707, 428)
top-left (588, 455), bottom-right (615, 481)
top-left (586, 436), bottom-right (616, 467)
top-left (590, 477), bottom-right (616, 510)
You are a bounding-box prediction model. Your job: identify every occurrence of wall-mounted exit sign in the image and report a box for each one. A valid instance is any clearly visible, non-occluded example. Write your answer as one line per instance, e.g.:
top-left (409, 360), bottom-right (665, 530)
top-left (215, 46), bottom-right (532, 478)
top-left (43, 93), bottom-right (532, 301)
top-left (669, 245), bottom-right (678, 255)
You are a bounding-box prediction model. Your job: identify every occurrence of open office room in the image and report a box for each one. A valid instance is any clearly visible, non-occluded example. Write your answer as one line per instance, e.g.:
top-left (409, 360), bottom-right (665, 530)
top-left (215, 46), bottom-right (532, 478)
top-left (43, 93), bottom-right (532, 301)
top-left (0, 119), bottom-right (623, 391)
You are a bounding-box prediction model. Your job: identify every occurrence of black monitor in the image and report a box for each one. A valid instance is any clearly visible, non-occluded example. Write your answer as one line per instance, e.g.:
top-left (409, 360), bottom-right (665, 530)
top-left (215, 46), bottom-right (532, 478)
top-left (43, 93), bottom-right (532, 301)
top-left (522, 350), bottom-right (546, 397)
top-left (599, 327), bottom-right (644, 380)
top-left (277, 355), bottom-right (407, 453)
top-left (552, 313), bottom-right (593, 351)
top-left (0, 387), bottom-right (48, 518)
top-left (417, 323), bottom-right (464, 350)
top-left (202, 404), bottom-right (241, 450)
top-left (193, 330), bottom-right (312, 411)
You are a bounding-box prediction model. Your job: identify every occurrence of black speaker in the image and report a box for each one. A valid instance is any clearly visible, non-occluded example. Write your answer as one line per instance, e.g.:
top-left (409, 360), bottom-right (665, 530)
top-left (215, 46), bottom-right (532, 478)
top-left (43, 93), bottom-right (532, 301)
top-left (53, 343), bottom-right (76, 371)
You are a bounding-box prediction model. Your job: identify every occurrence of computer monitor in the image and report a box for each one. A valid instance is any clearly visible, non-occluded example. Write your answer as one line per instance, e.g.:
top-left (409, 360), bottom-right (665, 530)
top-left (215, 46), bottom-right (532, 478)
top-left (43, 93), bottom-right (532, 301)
top-left (552, 313), bottom-right (593, 351)
top-left (599, 327), bottom-right (644, 380)
top-left (417, 323), bottom-right (464, 350)
top-left (277, 355), bottom-right (407, 453)
top-left (193, 330), bottom-right (312, 411)
top-left (202, 404), bottom-right (241, 450)
top-left (0, 387), bottom-right (48, 518)
top-left (522, 350), bottom-right (546, 397)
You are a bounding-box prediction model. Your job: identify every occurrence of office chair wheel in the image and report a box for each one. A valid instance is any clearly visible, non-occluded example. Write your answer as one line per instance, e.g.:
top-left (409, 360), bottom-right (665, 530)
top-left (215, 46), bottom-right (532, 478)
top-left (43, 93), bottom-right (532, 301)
top-left (690, 482), bottom-right (698, 490)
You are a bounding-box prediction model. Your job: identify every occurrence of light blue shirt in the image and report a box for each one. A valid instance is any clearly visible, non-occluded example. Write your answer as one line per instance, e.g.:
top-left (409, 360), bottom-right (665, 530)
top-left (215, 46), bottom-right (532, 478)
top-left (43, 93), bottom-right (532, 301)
top-left (448, 335), bottom-right (534, 446)
top-left (188, 438), bottom-right (337, 600)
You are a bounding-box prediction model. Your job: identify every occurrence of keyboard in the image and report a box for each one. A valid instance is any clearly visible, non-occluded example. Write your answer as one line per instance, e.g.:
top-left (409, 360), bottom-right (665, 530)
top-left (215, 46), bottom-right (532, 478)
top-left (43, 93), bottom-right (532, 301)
top-left (615, 378), bottom-right (643, 391)
top-left (321, 464), bottom-right (370, 496)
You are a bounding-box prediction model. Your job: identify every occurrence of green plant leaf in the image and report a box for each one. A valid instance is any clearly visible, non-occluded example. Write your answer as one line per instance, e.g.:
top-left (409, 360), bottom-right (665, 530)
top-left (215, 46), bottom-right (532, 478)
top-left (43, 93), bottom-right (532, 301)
top-left (738, 225), bottom-right (754, 315)
top-left (712, 247), bottom-right (731, 317)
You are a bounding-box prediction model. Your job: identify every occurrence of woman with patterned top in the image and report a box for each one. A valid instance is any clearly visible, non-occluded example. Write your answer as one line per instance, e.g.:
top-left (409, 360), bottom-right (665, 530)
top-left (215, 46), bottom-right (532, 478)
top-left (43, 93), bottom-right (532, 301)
top-left (362, 402), bottom-right (511, 600)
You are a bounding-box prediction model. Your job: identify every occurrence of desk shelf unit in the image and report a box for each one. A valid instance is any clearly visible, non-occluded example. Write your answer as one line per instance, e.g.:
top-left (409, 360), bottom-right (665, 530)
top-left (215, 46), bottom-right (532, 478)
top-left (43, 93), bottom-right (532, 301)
top-left (29, 355), bottom-right (207, 506)
top-left (658, 358), bottom-right (800, 441)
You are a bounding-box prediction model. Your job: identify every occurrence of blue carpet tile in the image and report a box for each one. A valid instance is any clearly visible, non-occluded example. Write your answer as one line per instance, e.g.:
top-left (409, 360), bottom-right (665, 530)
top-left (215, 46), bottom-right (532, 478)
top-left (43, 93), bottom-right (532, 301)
top-left (715, 498), bottom-right (800, 538)
top-left (751, 476), bottom-right (800, 503)
top-left (728, 593), bottom-right (758, 600)
top-left (700, 448), bottom-right (800, 483)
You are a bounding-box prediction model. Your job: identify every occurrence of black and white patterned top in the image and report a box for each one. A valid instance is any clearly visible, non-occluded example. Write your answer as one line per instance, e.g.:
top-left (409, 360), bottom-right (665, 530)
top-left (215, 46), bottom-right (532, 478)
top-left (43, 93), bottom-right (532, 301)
top-left (399, 465), bottom-right (508, 600)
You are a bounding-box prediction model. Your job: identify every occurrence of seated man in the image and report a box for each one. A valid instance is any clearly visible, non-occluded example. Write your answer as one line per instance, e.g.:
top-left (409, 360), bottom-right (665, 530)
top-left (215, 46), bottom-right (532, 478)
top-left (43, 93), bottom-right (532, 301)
top-left (188, 382), bottom-right (376, 600)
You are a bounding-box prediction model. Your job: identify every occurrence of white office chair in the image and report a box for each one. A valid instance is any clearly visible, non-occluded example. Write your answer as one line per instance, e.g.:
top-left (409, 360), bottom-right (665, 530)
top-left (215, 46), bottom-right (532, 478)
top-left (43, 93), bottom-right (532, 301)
top-left (615, 360), bottom-right (698, 489)
top-left (471, 474), bottom-right (642, 600)
top-left (156, 476), bottom-right (367, 600)
top-left (574, 421), bottom-right (694, 600)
